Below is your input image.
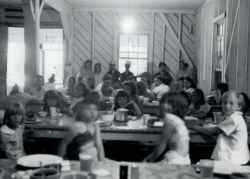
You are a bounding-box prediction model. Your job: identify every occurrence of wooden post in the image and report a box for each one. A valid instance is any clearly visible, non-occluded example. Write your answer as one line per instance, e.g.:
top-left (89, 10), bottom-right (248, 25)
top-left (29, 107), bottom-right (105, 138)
top-left (35, 0), bottom-right (40, 74)
top-left (178, 13), bottom-right (182, 70)
top-left (92, 11), bottom-right (95, 68)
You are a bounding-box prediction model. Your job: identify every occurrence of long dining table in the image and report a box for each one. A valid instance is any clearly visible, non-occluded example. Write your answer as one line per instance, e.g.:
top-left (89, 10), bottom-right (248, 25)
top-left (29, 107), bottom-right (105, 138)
top-left (24, 114), bottom-right (231, 144)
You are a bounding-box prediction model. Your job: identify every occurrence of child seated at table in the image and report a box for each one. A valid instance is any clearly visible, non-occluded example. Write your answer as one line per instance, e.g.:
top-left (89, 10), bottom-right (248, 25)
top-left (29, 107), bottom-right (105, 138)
top-left (100, 80), bottom-right (116, 98)
top-left (123, 81), bottom-right (141, 105)
top-left (143, 92), bottom-right (190, 164)
top-left (43, 90), bottom-right (73, 115)
top-left (188, 89), bottom-right (211, 118)
top-left (86, 90), bottom-right (101, 108)
top-left (191, 91), bottom-right (250, 164)
top-left (112, 90), bottom-right (142, 117)
top-left (58, 99), bottom-right (105, 161)
top-left (29, 75), bottom-right (47, 100)
top-left (0, 103), bottom-right (34, 159)
top-left (70, 83), bottom-right (89, 113)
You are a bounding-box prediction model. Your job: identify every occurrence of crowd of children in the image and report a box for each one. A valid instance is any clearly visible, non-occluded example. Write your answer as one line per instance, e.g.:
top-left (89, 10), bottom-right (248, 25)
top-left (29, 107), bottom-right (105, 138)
top-left (1, 69), bottom-right (250, 167)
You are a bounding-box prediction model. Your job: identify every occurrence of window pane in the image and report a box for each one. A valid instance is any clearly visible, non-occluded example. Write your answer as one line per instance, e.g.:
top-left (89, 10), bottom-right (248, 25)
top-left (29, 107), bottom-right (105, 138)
top-left (129, 53), bottom-right (137, 58)
top-left (120, 35), bottom-right (129, 46)
top-left (120, 46), bottom-right (129, 52)
top-left (119, 53), bottom-right (128, 58)
top-left (129, 35), bottom-right (138, 47)
top-left (52, 44), bottom-right (63, 50)
top-left (139, 35), bottom-right (148, 47)
top-left (118, 58), bottom-right (128, 72)
top-left (138, 47), bottom-right (147, 52)
top-left (137, 59), bottom-right (147, 74)
top-left (138, 53), bottom-right (147, 58)
top-left (129, 46), bottom-right (138, 52)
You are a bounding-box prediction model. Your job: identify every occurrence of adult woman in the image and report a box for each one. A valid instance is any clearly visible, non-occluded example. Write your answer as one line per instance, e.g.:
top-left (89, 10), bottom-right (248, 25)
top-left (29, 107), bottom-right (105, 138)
top-left (153, 62), bottom-right (173, 86)
top-left (183, 77), bottom-right (196, 99)
top-left (94, 63), bottom-right (105, 88)
top-left (153, 76), bottom-right (170, 99)
top-left (76, 60), bottom-right (94, 87)
top-left (100, 80), bottom-right (116, 98)
top-left (176, 60), bottom-right (194, 80)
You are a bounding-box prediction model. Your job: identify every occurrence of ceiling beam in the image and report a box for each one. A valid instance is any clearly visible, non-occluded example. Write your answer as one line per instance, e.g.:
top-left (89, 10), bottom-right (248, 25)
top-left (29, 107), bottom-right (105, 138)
top-left (44, 0), bottom-right (73, 15)
top-left (73, 8), bottom-right (196, 14)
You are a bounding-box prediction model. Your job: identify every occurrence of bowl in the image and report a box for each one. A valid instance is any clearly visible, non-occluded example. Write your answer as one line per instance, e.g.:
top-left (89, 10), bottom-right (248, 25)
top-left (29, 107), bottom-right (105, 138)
top-left (37, 111), bottom-right (47, 117)
top-left (100, 111), bottom-right (115, 121)
top-left (30, 169), bottom-right (59, 179)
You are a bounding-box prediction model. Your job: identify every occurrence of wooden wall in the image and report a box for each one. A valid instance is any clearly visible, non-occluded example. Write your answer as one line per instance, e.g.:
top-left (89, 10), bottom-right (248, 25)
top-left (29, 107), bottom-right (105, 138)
top-left (196, 0), bottom-right (250, 96)
top-left (72, 11), bottom-right (196, 79)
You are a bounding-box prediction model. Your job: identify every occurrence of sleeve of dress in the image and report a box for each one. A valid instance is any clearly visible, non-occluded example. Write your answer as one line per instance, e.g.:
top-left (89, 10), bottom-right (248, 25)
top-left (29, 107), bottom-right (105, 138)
top-left (218, 117), bottom-right (237, 136)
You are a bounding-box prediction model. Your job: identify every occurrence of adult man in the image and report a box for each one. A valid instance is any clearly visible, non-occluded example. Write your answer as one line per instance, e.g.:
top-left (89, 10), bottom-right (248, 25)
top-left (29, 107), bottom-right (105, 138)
top-left (107, 60), bottom-right (120, 83)
top-left (153, 62), bottom-right (173, 86)
top-left (120, 61), bottom-right (134, 82)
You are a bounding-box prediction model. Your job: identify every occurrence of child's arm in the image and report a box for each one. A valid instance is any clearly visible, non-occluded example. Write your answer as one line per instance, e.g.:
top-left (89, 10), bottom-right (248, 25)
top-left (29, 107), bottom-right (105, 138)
top-left (58, 124), bottom-right (78, 157)
top-left (94, 123), bottom-right (105, 161)
top-left (126, 101), bottom-right (142, 116)
top-left (143, 124), bottom-right (173, 162)
top-left (193, 125), bottom-right (222, 136)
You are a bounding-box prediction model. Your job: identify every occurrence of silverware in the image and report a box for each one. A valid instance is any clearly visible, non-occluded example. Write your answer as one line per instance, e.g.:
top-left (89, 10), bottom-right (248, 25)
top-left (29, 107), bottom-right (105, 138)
top-left (108, 122), bottom-right (113, 129)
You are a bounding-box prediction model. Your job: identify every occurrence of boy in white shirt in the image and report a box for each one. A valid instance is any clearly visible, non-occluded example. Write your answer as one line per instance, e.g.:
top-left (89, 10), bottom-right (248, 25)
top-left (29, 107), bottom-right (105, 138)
top-left (191, 91), bottom-right (250, 164)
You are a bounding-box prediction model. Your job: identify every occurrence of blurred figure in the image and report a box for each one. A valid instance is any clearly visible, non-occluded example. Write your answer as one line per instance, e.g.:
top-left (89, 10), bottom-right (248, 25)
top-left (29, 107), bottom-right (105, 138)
top-left (70, 83), bottom-right (89, 113)
top-left (76, 60), bottom-right (94, 86)
top-left (29, 75), bottom-right (47, 100)
top-left (176, 60), bottom-right (194, 80)
top-left (121, 61), bottom-right (134, 82)
top-left (183, 77), bottom-right (196, 99)
top-left (95, 73), bottom-right (112, 92)
top-left (153, 62), bottom-right (173, 86)
top-left (100, 80), bottom-right (116, 98)
top-left (112, 79), bottom-right (122, 90)
top-left (123, 81), bottom-right (140, 105)
top-left (136, 81), bottom-right (156, 101)
top-left (44, 74), bottom-right (55, 90)
top-left (94, 63), bottom-right (104, 88)
top-left (153, 76), bottom-right (170, 99)
top-left (66, 76), bottom-right (76, 98)
top-left (169, 77), bottom-right (185, 92)
top-left (86, 90), bottom-right (101, 107)
top-left (107, 60), bottom-right (120, 83)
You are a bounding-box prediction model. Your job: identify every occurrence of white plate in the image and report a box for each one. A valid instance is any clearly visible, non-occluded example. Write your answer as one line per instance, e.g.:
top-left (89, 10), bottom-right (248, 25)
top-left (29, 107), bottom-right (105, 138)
top-left (213, 161), bottom-right (250, 175)
top-left (17, 154), bottom-right (63, 168)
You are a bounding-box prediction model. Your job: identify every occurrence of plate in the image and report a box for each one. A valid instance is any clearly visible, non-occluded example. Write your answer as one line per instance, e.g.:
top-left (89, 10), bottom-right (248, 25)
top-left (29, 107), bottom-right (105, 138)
top-left (185, 116), bottom-right (199, 121)
top-left (17, 154), bottom-right (63, 168)
top-left (213, 161), bottom-right (250, 175)
top-left (25, 119), bottom-right (42, 124)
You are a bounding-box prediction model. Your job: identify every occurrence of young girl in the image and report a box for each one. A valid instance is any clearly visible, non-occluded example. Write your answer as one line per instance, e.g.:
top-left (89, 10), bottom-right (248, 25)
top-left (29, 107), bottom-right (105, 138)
top-left (58, 99), bottom-right (105, 161)
top-left (183, 77), bottom-right (196, 99)
top-left (153, 76), bottom-right (170, 99)
top-left (136, 81), bottom-right (156, 101)
top-left (43, 90), bottom-right (72, 115)
top-left (192, 91), bottom-right (250, 164)
top-left (70, 83), bottom-right (89, 113)
top-left (86, 90), bottom-right (101, 108)
top-left (143, 92), bottom-right (190, 164)
top-left (100, 80), bottom-right (116, 98)
top-left (0, 103), bottom-right (33, 159)
top-left (112, 90), bottom-right (142, 116)
top-left (29, 75), bottom-right (47, 100)
top-left (66, 76), bottom-right (76, 98)
top-left (123, 81), bottom-right (140, 105)
top-left (188, 89), bottom-right (211, 118)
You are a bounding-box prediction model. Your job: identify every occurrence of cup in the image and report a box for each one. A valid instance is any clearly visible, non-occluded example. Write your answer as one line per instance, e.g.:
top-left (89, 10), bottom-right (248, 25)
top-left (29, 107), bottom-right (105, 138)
top-left (0, 110), bottom-right (5, 118)
top-left (212, 112), bottom-right (224, 124)
top-left (50, 107), bottom-right (57, 117)
top-left (143, 98), bottom-right (149, 105)
top-left (109, 97), bottom-right (114, 104)
top-left (200, 159), bottom-right (214, 179)
top-left (79, 154), bottom-right (93, 172)
top-left (143, 114), bottom-right (150, 125)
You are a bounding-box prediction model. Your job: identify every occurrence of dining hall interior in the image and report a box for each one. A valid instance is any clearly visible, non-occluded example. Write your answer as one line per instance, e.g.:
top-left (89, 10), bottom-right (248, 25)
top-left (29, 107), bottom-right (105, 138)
top-left (1, 0), bottom-right (250, 178)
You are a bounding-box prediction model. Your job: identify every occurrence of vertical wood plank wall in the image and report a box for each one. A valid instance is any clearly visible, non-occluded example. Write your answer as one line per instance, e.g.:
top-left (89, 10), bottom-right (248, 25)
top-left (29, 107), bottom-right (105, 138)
top-left (196, 0), bottom-right (250, 96)
top-left (73, 11), bottom-right (196, 80)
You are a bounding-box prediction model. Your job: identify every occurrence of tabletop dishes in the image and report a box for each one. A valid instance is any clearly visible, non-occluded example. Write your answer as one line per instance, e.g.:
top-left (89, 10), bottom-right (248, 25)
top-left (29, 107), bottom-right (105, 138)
top-left (17, 154), bottom-right (63, 168)
top-left (213, 161), bottom-right (250, 175)
top-left (30, 168), bottom-right (59, 179)
top-left (99, 111), bottom-right (115, 122)
top-left (37, 111), bottom-right (47, 117)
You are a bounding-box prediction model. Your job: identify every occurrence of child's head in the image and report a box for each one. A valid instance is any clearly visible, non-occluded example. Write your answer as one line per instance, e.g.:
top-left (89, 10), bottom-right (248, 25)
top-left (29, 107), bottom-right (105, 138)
top-left (44, 90), bottom-right (60, 110)
top-left (183, 77), bottom-right (196, 89)
top-left (179, 91), bottom-right (191, 106)
top-left (191, 89), bottom-right (205, 104)
top-left (75, 82), bottom-right (89, 98)
top-left (75, 99), bottom-right (98, 122)
top-left (86, 90), bottom-right (101, 104)
top-left (154, 76), bottom-right (165, 86)
top-left (67, 76), bottom-right (76, 88)
top-left (34, 75), bottom-right (44, 90)
top-left (136, 81), bottom-right (147, 95)
top-left (115, 90), bottom-right (130, 109)
top-left (239, 93), bottom-right (250, 114)
top-left (221, 91), bottom-right (243, 115)
top-left (216, 83), bottom-right (228, 95)
top-left (102, 80), bottom-right (112, 94)
top-left (159, 92), bottom-right (188, 119)
top-left (3, 103), bottom-right (25, 128)
top-left (112, 80), bottom-right (122, 90)
top-left (177, 77), bottom-right (184, 88)
top-left (94, 63), bottom-right (101, 74)
top-left (123, 81), bottom-right (137, 96)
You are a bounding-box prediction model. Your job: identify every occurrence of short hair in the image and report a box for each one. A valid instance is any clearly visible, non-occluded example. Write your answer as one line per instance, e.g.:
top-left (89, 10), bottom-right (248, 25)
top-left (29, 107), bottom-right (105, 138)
top-left (159, 62), bottom-right (167, 68)
top-left (184, 77), bottom-right (196, 89)
top-left (221, 91), bottom-right (243, 110)
top-left (102, 73), bottom-right (112, 81)
top-left (159, 92), bottom-right (188, 119)
top-left (75, 99), bottom-right (98, 121)
top-left (75, 82), bottom-right (89, 97)
top-left (84, 60), bottom-right (92, 67)
top-left (216, 83), bottom-right (228, 95)
top-left (123, 81), bottom-right (138, 96)
top-left (155, 76), bottom-right (166, 85)
top-left (191, 88), bottom-right (206, 104)
top-left (10, 84), bottom-right (20, 95)
top-left (43, 90), bottom-right (61, 111)
top-left (94, 63), bottom-right (102, 74)
top-left (240, 93), bottom-right (250, 113)
top-left (3, 103), bottom-right (25, 125)
top-left (114, 90), bottom-right (130, 111)
top-left (136, 81), bottom-right (147, 95)
top-left (67, 76), bottom-right (76, 83)
top-left (34, 75), bottom-right (44, 86)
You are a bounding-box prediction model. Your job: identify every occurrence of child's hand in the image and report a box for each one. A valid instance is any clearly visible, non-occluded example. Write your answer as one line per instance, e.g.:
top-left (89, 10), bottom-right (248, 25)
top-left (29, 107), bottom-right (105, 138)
top-left (125, 101), bottom-right (134, 107)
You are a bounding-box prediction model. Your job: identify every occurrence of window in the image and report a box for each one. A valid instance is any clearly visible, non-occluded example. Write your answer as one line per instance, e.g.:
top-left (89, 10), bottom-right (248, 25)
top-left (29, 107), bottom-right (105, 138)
top-left (118, 34), bottom-right (148, 76)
